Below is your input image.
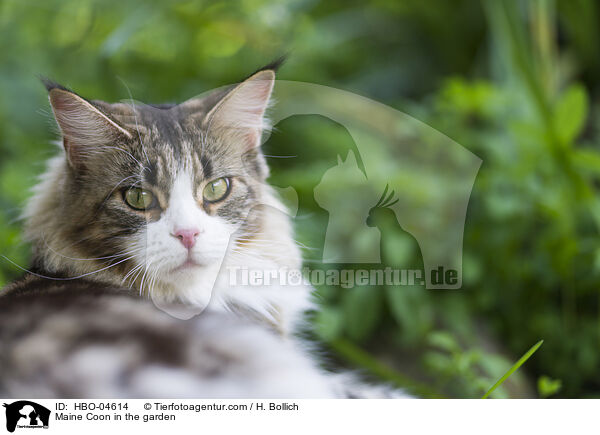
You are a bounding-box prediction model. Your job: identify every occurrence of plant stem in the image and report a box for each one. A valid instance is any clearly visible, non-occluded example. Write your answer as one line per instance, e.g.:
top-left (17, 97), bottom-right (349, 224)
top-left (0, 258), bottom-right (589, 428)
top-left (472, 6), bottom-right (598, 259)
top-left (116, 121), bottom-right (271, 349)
top-left (481, 340), bottom-right (544, 399)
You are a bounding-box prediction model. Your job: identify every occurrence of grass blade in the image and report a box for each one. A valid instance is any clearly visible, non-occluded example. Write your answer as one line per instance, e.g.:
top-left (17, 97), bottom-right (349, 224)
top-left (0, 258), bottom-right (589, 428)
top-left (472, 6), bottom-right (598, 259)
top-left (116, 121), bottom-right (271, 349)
top-left (481, 339), bottom-right (544, 399)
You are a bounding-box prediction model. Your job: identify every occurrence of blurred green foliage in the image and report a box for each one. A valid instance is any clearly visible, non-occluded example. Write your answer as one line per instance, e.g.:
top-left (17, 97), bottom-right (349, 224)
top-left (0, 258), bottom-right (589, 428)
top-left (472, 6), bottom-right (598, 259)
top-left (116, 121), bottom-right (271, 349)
top-left (1, 0), bottom-right (600, 398)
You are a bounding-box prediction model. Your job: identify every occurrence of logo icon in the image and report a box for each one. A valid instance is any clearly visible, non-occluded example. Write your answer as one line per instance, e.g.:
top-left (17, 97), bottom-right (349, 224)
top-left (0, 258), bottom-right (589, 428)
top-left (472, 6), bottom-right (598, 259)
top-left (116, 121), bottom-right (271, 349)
top-left (3, 401), bottom-right (50, 433)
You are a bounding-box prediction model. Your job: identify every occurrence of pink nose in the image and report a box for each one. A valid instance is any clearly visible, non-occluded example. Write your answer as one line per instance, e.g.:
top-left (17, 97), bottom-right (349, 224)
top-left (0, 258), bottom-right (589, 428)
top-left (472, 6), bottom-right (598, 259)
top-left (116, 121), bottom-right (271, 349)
top-left (173, 228), bottom-right (200, 249)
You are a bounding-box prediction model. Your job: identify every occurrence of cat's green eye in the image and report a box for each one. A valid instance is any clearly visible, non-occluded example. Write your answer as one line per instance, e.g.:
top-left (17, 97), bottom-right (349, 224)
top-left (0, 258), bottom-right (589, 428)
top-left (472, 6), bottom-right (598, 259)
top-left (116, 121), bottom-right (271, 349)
top-left (124, 187), bottom-right (156, 210)
top-left (203, 177), bottom-right (230, 203)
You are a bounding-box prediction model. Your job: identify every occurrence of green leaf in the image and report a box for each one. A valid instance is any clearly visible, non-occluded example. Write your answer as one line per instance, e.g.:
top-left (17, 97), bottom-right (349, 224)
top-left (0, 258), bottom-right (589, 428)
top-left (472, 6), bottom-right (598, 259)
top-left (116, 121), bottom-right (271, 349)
top-left (537, 375), bottom-right (562, 398)
top-left (427, 331), bottom-right (460, 353)
top-left (571, 149), bottom-right (600, 174)
top-left (481, 339), bottom-right (543, 399)
top-left (553, 84), bottom-right (588, 145)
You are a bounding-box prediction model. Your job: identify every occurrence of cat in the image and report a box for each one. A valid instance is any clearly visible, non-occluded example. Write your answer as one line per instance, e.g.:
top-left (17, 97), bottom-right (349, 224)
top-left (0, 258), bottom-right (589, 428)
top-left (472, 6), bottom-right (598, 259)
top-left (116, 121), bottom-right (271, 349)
top-left (23, 60), bottom-right (308, 330)
top-left (0, 61), bottom-right (408, 398)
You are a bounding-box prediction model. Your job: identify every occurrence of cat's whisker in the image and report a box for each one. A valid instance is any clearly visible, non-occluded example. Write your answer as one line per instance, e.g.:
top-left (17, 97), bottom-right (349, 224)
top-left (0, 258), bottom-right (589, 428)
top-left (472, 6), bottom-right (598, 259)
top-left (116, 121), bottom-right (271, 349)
top-left (134, 269), bottom-right (146, 296)
top-left (41, 235), bottom-right (143, 262)
top-left (146, 269), bottom-right (156, 298)
top-left (129, 264), bottom-right (147, 294)
top-left (148, 264), bottom-right (163, 299)
top-left (233, 238), bottom-right (316, 251)
top-left (227, 249), bottom-right (261, 259)
top-left (139, 261), bottom-right (156, 297)
top-left (227, 250), bottom-right (274, 263)
top-left (138, 267), bottom-right (148, 294)
top-left (41, 232), bottom-right (97, 254)
top-left (121, 261), bottom-right (145, 285)
top-left (40, 232), bottom-right (147, 265)
top-left (233, 237), bottom-right (297, 244)
top-left (0, 254), bottom-right (136, 281)
top-left (147, 264), bottom-right (162, 298)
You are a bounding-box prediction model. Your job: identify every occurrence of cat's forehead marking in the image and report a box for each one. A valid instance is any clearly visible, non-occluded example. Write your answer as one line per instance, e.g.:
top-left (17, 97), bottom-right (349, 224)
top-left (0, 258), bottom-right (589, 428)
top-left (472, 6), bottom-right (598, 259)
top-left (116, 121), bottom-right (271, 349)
top-left (120, 106), bottom-right (193, 190)
top-left (116, 101), bottom-right (257, 205)
top-left (199, 154), bottom-right (213, 179)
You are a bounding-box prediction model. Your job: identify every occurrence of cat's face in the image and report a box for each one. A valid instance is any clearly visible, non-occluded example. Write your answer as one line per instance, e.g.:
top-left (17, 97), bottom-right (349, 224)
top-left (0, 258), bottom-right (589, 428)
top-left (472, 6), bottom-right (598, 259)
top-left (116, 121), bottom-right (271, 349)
top-left (41, 70), bottom-right (275, 295)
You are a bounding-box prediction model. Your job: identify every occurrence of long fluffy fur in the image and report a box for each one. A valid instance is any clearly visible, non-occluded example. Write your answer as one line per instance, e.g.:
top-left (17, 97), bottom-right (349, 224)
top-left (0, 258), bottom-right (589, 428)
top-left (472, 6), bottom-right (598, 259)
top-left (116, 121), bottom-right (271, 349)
top-left (0, 281), bottom-right (333, 398)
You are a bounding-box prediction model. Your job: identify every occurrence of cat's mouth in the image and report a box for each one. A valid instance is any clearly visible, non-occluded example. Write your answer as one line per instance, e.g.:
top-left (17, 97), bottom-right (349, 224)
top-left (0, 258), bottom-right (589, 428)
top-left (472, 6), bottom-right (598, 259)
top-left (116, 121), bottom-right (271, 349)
top-left (171, 258), bottom-right (203, 273)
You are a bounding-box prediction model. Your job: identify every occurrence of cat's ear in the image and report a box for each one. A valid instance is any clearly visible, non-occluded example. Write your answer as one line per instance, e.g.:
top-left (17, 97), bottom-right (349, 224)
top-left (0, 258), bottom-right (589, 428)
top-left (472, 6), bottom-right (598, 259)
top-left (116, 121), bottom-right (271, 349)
top-left (204, 69), bottom-right (275, 149)
top-left (45, 82), bottom-right (133, 169)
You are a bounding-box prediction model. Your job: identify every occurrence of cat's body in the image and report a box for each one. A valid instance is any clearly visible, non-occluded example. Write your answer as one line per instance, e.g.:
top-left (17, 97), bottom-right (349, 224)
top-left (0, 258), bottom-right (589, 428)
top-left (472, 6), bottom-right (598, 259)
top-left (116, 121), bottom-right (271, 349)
top-left (0, 277), bottom-right (336, 398)
top-left (0, 63), bottom-right (407, 398)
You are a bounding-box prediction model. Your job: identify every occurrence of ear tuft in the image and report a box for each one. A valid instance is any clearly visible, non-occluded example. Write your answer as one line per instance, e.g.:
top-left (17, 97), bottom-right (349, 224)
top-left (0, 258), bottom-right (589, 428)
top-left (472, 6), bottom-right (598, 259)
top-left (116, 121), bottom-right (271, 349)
top-left (39, 76), bottom-right (72, 93)
top-left (245, 55), bottom-right (287, 79)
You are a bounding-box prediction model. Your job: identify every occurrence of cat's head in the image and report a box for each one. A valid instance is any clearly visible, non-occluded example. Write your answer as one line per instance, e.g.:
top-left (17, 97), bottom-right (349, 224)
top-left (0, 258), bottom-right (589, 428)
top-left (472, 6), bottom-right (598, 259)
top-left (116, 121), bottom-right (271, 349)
top-left (27, 64), bottom-right (286, 303)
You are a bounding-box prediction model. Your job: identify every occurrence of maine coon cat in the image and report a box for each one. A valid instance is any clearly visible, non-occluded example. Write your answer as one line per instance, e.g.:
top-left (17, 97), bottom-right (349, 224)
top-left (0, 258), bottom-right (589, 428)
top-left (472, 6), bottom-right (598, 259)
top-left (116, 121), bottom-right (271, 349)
top-left (25, 61), bottom-right (307, 330)
top-left (0, 61), bottom-right (406, 398)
